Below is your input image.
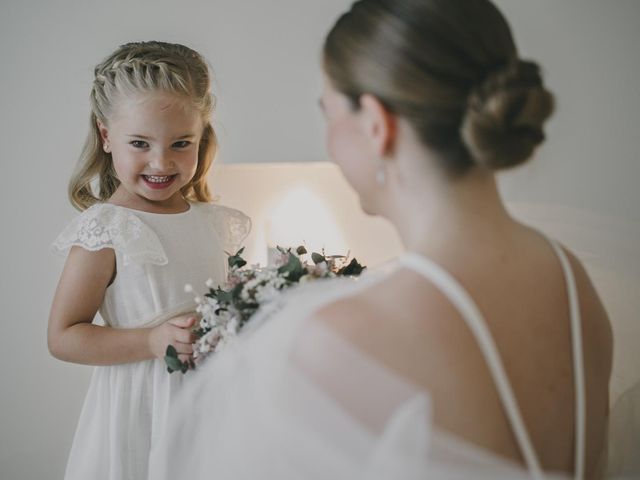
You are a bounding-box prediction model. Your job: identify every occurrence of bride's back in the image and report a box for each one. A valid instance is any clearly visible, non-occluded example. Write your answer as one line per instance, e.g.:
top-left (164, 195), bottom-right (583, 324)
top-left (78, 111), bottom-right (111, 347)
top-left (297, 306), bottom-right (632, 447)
top-left (319, 224), bottom-right (612, 478)
top-left (319, 0), bottom-right (613, 477)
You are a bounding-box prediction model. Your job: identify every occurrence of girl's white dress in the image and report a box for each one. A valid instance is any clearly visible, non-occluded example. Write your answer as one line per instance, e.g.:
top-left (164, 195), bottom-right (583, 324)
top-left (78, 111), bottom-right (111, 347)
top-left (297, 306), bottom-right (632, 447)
top-left (52, 201), bottom-right (251, 480)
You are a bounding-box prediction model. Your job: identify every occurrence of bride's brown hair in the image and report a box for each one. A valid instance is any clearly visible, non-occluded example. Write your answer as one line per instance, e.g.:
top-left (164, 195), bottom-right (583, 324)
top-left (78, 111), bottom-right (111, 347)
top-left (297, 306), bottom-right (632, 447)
top-left (323, 0), bottom-right (554, 176)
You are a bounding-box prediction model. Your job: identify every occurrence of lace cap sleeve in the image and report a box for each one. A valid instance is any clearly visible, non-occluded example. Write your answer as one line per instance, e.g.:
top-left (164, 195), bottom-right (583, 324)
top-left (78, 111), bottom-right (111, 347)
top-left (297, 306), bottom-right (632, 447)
top-left (207, 204), bottom-right (251, 253)
top-left (51, 204), bottom-right (168, 266)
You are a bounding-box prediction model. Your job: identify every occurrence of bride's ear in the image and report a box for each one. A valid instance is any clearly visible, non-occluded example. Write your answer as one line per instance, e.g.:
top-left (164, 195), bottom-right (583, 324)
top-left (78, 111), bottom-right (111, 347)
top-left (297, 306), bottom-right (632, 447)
top-left (359, 93), bottom-right (397, 157)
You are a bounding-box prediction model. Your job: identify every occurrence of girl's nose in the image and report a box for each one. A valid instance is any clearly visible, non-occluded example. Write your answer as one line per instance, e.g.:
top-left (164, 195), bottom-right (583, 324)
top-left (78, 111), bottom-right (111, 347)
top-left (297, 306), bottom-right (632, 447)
top-left (149, 150), bottom-right (175, 171)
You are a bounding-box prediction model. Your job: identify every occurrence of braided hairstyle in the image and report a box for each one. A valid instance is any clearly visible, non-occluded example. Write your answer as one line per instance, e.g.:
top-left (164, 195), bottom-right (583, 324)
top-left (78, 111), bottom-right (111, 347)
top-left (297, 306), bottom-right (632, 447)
top-left (70, 41), bottom-right (217, 210)
top-left (323, 0), bottom-right (554, 176)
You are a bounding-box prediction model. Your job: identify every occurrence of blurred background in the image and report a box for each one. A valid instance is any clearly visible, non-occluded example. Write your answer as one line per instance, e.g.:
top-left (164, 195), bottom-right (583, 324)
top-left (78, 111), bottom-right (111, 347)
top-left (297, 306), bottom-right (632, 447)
top-left (1, 0), bottom-right (639, 477)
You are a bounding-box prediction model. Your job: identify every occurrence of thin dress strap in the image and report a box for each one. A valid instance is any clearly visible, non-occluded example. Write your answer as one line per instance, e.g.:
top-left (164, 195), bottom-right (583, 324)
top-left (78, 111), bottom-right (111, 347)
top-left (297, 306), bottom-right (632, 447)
top-left (398, 253), bottom-right (545, 480)
top-left (545, 239), bottom-right (586, 480)
top-left (399, 243), bottom-right (587, 480)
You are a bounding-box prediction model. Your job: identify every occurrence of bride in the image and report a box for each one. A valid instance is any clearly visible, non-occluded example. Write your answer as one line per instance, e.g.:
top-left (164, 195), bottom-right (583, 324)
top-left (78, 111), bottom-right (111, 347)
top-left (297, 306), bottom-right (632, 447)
top-left (150, 1), bottom-right (637, 478)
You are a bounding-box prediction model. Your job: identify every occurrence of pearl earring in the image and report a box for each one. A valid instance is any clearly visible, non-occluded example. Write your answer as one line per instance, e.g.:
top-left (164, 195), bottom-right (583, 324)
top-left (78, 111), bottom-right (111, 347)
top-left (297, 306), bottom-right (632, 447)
top-left (103, 144), bottom-right (110, 153)
top-left (376, 157), bottom-right (386, 185)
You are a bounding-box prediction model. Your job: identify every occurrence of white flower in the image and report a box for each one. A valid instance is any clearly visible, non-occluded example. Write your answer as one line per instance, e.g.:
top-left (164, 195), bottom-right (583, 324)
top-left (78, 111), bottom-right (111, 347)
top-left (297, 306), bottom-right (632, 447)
top-left (199, 317), bottom-right (210, 330)
top-left (205, 297), bottom-right (220, 311)
top-left (203, 329), bottom-right (221, 346)
top-left (198, 303), bottom-right (215, 319)
top-left (311, 262), bottom-right (329, 276)
top-left (184, 284), bottom-right (194, 293)
top-left (205, 278), bottom-right (215, 288)
top-left (255, 284), bottom-right (279, 303)
top-left (194, 296), bottom-right (202, 304)
top-left (240, 287), bottom-right (251, 301)
top-left (226, 318), bottom-right (239, 335)
top-left (216, 309), bottom-right (232, 324)
top-left (244, 277), bottom-right (261, 290)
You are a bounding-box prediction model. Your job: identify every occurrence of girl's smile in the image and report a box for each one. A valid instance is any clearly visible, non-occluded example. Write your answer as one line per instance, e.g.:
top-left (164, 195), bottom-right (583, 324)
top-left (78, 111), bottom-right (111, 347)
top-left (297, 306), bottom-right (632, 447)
top-left (141, 174), bottom-right (178, 189)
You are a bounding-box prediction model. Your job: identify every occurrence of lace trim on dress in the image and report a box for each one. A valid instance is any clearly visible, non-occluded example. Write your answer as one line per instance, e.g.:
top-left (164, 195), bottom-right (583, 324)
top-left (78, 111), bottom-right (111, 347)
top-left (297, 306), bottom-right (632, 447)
top-left (207, 204), bottom-right (252, 253)
top-left (51, 204), bottom-right (168, 266)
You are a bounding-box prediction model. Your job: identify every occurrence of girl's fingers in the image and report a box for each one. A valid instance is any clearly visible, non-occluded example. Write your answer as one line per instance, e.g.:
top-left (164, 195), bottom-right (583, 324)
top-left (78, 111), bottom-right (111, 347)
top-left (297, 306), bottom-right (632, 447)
top-left (169, 315), bottom-right (197, 328)
top-left (177, 353), bottom-right (192, 364)
top-left (176, 329), bottom-right (196, 344)
top-left (173, 342), bottom-right (194, 355)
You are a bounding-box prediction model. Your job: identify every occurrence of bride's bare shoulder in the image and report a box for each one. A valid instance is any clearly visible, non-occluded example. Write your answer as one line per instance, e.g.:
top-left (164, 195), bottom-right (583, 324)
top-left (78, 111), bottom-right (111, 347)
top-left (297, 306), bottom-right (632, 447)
top-left (557, 244), bottom-right (613, 376)
top-left (309, 268), bottom-right (480, 380)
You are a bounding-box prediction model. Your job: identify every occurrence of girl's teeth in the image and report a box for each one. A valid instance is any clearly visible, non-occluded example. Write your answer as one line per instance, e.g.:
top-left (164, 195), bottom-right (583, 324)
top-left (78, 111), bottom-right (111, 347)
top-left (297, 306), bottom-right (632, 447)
top-left (145, 175), bottom-right (172, 183)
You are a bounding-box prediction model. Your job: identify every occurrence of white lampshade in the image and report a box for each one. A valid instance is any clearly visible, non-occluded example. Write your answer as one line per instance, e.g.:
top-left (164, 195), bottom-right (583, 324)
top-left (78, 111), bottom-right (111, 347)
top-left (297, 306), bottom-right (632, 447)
top-left (210, 162), bottom-right (404, 267)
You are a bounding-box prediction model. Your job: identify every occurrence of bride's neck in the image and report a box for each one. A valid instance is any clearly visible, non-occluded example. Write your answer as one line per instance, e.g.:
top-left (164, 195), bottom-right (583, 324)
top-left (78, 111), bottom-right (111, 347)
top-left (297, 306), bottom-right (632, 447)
top-left (384, 163), bottom-right (516, 255)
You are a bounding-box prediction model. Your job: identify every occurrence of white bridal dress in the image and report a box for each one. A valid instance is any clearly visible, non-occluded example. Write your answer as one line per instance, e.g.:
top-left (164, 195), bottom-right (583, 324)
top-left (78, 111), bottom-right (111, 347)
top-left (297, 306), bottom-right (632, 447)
top-left (148, 224), bottom-right (640, 479)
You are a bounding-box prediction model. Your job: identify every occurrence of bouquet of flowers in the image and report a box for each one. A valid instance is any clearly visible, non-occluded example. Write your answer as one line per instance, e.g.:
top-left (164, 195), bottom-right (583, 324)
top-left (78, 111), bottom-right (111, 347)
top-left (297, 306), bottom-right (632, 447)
top-left (165, 246), bottom-right (366, 374)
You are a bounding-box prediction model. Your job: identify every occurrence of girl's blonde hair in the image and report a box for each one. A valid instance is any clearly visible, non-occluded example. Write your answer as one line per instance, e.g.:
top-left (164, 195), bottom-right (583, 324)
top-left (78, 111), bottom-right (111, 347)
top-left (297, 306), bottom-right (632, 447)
top-left (69, 41), bottom-right (217, 210)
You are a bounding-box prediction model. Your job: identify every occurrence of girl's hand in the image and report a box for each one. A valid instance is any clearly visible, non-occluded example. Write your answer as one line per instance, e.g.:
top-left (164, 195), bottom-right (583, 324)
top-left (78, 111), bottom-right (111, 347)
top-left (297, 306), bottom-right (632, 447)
top-left (148, 314), bottom-right (198, 364)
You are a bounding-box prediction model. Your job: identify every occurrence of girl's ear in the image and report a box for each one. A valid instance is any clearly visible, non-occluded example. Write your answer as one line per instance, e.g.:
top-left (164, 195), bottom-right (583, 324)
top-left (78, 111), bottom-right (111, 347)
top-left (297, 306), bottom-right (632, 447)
top-left (96, 120), bottom-right (110, 144)
top-left (359, 94), bottom-right (397, 157)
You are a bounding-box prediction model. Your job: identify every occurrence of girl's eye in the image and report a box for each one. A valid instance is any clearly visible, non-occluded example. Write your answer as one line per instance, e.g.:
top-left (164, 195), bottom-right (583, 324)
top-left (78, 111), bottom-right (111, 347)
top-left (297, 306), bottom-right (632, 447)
top-left (130, 140), bottom-right (149, 149)
top-left (172, 140), bottom-right (191, 149)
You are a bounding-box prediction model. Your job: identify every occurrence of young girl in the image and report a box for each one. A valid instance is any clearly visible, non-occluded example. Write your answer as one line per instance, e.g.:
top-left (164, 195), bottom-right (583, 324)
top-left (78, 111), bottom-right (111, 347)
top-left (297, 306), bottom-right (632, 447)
top-left (48, 41), bottom-right (250, 480)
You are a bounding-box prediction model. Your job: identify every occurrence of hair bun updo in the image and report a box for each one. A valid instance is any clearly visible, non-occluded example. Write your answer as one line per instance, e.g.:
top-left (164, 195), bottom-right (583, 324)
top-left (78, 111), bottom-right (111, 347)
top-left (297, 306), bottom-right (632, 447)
top-left (461, 59), bottom-right (555, 171)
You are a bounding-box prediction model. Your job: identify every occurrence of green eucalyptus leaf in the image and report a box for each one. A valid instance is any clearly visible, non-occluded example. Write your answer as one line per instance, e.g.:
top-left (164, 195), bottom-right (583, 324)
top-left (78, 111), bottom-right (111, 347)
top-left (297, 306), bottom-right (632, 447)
top-left (311, 252), bottom-right (325, 265)
top-left (228, 255), bottom-right (247, 270)
top-left (164, 345), bottom-right (187, 375)
top-left (164, 354), bottom-right (184, 374)
top-left (228, 247), bottom-right (247, 269)
top-left (216, 288), bottom-right (234, 304)
top-left (230, 283), bottom-right (244, 302)
top-left (338, 258), bottom-right (366, 276)
top-left (166, 345), bottom-right (177, 357)
top-left (278, 254), bottom-right (305, 282)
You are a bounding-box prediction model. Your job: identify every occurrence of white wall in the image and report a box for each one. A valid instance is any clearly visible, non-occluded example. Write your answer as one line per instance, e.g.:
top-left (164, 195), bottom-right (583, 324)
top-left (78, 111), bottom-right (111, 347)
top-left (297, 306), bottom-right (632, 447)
top-left (494, 0), bottom-right (640, 225)
top-left (1, 1), bottom-right (638, 478)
